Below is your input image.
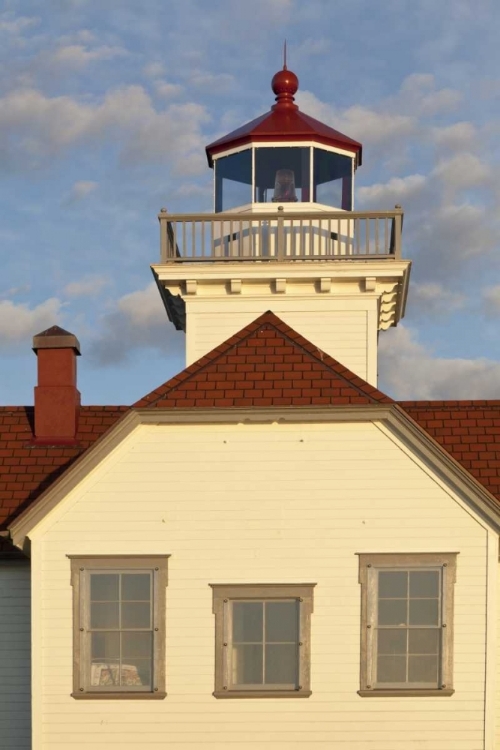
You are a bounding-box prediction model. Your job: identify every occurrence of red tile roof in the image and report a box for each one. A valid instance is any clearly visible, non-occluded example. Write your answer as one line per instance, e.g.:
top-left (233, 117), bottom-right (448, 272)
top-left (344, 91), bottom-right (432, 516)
top-left (0, 406), bottom-right (128, 531)
top-left (134, 311), bottom-right (392, 409)
top-left (400, 401), bottom-right (500, 502)
top-left (2, 314), bottom-right (500, 546)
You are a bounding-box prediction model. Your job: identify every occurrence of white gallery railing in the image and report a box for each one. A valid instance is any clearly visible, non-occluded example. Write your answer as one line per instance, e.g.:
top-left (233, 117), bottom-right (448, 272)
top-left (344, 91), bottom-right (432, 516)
top-left (158, 209), bottom-right (403, 263)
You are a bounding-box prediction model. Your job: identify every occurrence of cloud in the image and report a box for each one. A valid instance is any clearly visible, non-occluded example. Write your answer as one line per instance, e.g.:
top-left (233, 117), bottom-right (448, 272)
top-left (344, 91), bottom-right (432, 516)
top-left (46, 43), bottom-right (128, 70)
top-left (0, 298), bottom-right (63, 349)
top-left (357, 174), bottom-right (427, 208)
top-left (188, 70), bottom-right (235, 93)
top-left (433, 152), bottom-right (491, 197)
top-left (64, 180), bottom-right (98, 203)
top-left (154, 80), bottom-right (183, 99)
top-left (63, 275), bottom-right (108, 298)
top-left (379, 325), bottom-right (500, 400)
top-left (0, 85), bottom-right (210, 173)
top-left (143, 62), bottom-right (165, 78)
top-left (407, 282), bottom-right (466, 319)
top-left (432, 122), bottom-right (477, 151)
top-left (0, 14), bottom-right (39, 35)
top-left (482, 286), bottom-right (500, 316)
top-left (88, 283), bottom-right (184, 366)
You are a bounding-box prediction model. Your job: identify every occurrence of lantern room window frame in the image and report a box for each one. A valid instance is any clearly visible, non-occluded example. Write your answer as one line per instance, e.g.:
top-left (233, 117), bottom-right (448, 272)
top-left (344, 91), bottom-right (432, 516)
top-left (213, 142), bottom-right (356, 213)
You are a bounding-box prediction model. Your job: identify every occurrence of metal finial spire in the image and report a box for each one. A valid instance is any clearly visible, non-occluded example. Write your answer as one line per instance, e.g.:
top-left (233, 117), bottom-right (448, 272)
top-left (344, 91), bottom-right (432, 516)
top-left (283, 39), bottom-right (287, 70)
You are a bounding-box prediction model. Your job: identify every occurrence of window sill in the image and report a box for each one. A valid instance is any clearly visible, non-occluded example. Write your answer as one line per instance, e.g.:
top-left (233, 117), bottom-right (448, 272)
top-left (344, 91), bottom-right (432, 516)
top-left (358, 688), bottom-right (454, 698)
top-left (213, 690), bottom-right (312, 699)
top-left (71, 692), bottom-right (167, 700)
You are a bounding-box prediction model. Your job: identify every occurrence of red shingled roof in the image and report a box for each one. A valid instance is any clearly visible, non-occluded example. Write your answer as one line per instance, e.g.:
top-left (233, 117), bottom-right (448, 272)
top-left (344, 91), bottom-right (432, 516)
top-left (133, 311), bottom-right (392, 409)
top-left (400, 401), bottom-right (500, 502)
top-left (0, 406), bottom-right (128, 531)
top-left (2, 314), bottom-right (500, 545)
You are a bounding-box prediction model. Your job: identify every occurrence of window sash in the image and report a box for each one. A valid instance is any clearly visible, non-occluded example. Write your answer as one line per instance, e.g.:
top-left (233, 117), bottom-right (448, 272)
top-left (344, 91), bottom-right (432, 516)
top-left (358, 553), bottom-right (457, 695)
top-left (211, 583), bottom-right (315, 698)
top-left (70, 556), bottom-right (169, 698)
top-left (227, 599), bottom-right (299, 690)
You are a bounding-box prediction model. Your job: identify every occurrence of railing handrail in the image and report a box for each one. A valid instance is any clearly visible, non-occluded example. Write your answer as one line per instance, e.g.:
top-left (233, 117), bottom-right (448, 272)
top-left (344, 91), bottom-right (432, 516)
top-left (158, 208), bottom-right (404, 222)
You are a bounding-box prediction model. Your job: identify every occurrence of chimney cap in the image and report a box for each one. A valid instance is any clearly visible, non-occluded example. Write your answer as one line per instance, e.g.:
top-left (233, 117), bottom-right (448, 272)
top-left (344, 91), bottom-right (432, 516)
top-left (32, 325), bottom-right (81, 355)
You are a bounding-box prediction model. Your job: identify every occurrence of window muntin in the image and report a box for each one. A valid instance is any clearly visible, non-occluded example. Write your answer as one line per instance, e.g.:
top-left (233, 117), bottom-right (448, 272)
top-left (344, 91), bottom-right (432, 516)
top-left (70, 556), bottom-right (168, 698)
top-left (214, 150), bottom-right (252, 212)
top-left (358, 554), bottom-right (457, 696)
top-left (313, 148), bottom-right (353, 210)
top-left (211, 584), bottom-right (315, 698)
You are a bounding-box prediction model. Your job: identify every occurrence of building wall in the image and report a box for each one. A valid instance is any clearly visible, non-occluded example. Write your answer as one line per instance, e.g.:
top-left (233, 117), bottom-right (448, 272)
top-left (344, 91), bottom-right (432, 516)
top-left (185, 297), bottom-right (378, 384)
top-left (33, 420), bottom-right (490, 750)
top-left (0, 559), bottom-right (31, 750)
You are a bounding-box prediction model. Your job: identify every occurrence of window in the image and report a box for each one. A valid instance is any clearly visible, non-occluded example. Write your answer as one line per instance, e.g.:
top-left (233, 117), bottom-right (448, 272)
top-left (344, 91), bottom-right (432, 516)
top-left (210, 583), bottom-right (315, 698)
top-left (69, 556), bottom-right (169, 699)
top-left (358, 553), bottom-right (457, 697)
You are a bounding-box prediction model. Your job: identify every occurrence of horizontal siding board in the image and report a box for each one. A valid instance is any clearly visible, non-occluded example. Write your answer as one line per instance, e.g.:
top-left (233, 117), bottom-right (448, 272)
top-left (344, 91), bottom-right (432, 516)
top-left (38, 421), bottom-right (488, 750)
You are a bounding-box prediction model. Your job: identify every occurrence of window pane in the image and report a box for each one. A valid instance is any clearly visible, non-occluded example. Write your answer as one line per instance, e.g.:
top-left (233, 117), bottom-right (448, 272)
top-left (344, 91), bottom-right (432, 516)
top-left (410, 571), bottom-right (440, 598)
top-left (408, 655), bottom-right (439, 683)
top-left (378, 599), bottom-right (407, 626)
top-left (232, 644), bottom-right (263, 684)
top-left (121, 660), bottom-right (150, 687)
top-left (90, 662), bottom-right (120, 687)
top-left (91, 632), bottom-right (120, 660)
top-left (122, 632), bottom-right (153, 659)
top-left (255, 147), bottom-right (310, 203)
top-left (215, 150), bottom-right (252, 212)
top-left (266, 601), bottom-right (298, 642)
top-left (409, 629), bottom-right (440, 654)
top-left (265, 644), bottom-right (298, 684)
top-left (409, 599), bottom-right (439, 626)
top-left (233, 602), bottom-right (263, 642)
top-left (122, 574), bottom-right (151, 601)
top-left (91, 574), bottom-right (119, 601)
top-left (378, 571), bottom-right (407, 598)
top-left (377, 655), bottom-right (406, 683)
top-left (121, 602), bottom-right (151, 629)
top-left (377, 629), bottom-right (407, 654)
top-left (91, 602), bottom-right (119, 629)
top-left (313, 148), bottom-right (353, 209)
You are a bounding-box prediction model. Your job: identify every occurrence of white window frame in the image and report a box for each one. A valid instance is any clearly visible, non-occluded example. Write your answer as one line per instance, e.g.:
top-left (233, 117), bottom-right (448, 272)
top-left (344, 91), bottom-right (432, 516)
top-left (210, 583), bottom-right (315, 698)
top-left (358, 553), bottom-right (457, 697)
top-left (69, 555), bottom-right (169, 699)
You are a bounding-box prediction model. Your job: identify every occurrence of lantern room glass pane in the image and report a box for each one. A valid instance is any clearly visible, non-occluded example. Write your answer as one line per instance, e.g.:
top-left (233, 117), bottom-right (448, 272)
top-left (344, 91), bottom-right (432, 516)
top-left (313, 148), bottom-right (353, 210)
top-left (215, 150), bottom-right (252, 212)
top-left (255, 147), bottom-right (310, 203)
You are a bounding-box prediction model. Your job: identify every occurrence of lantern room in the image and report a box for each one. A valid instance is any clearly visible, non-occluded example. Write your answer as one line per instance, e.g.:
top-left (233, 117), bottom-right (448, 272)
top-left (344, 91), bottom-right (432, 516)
top-left (206, 65), bottom-right (363, 214)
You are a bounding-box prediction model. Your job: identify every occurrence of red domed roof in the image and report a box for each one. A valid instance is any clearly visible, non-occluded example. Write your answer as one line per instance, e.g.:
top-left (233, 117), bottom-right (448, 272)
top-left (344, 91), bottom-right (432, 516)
top-left (206, 66), bottom-right (362, 167)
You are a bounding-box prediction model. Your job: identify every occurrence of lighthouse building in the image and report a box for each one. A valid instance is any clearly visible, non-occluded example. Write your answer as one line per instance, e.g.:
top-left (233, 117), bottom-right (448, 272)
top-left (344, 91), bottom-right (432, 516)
top-left (1, 66), bottom-right (500, 750)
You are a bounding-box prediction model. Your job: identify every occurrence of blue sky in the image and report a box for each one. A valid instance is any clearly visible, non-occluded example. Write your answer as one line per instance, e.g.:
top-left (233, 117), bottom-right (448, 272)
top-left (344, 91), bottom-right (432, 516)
top-left (1, 0), bottom-right (500, 404)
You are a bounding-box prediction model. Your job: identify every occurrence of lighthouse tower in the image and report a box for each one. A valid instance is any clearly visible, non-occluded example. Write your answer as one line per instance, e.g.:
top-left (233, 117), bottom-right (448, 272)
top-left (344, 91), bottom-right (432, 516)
top-left (152, 65), bottom-right (410, 386)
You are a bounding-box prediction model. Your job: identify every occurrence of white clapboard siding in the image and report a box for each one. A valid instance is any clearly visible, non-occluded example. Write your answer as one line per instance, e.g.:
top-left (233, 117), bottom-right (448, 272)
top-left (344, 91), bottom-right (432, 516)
top-left (0, 560), bottom-right (31, 750)
top-left (186, 302), bottom-right (375, 383)
top-left (36, 421), bottom-right (490, 750)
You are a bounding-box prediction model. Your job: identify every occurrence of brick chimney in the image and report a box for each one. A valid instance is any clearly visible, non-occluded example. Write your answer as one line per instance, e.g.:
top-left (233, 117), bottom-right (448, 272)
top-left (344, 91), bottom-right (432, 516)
top-left (32, 326), bottom-right (81, 445)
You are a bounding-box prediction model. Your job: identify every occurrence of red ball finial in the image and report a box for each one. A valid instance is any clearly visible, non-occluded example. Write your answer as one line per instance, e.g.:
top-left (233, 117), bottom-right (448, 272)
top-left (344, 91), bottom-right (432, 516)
top-left (271, 66), bottom-right (299, 109)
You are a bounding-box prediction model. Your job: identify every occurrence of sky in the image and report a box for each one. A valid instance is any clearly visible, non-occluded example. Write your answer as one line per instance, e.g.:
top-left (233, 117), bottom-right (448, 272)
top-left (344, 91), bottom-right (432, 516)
top-left (1, 0), bottom-right (500, 405)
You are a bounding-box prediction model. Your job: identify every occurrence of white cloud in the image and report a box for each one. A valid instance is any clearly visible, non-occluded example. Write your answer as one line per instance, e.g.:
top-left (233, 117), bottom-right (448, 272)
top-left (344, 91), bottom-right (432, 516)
top-left (189, 70), bottom-right (235, 93)
top-left (143, 62), bottom-right (165, 78)
top-left (48, 43), bottom-right (128, 70)
top-left (154, 80), bottom-right (183, 99)
top-left (63, 275), bottom-right (108, 298)
top-left (0, 14), bottom-right (39, 35)
top-left (0, 85), bottom-right (210, 173)
top-left (65, 180), bottom-right (98, 203)
top-left (408, 282), bottom-right (466, 318)
top-left (432, 122), bottom-right (477, 151)
top-left (0, 298), bottom-right (62, 348)
top-left (433, 152), bottom-right (491, 196)
top-left (88, 283), bottom-right (184, 365)
top-left (482, 286), bottom-right (500, 316)
top-left (379, 325), bottom-right (500, 400)
top-left (357, 174), bottom-right (427, 207)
